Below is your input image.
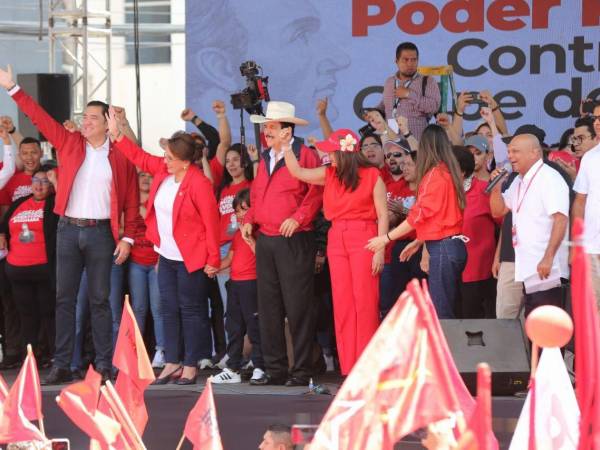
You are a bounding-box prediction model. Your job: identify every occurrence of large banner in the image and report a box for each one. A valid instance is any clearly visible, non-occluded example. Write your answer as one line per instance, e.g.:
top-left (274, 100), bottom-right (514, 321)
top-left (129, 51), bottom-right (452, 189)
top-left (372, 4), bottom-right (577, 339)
top-left (186, 0), bottom-right (600, 143)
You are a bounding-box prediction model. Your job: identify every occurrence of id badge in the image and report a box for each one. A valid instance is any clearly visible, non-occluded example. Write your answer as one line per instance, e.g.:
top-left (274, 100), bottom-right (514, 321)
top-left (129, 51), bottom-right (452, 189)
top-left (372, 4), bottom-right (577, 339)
top-left (511, 225), bottom-right (518, 248)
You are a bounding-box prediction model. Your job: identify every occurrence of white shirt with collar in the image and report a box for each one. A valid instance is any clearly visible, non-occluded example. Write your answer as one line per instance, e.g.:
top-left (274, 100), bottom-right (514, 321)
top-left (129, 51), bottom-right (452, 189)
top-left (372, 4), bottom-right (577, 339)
top-left (574, 141), bottom-right (600, 254)
top-left (502, 158), bottom-right (570, 282)
top-left (65, 137), bottom-right (112, 219)
top-left (269, 138), bottom-right (295, 174)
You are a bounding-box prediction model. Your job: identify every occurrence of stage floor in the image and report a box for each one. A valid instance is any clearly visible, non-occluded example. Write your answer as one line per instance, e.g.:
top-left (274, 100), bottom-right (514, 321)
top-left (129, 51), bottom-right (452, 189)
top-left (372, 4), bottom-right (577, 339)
top-left (1, 370), bottom-right (523, 449)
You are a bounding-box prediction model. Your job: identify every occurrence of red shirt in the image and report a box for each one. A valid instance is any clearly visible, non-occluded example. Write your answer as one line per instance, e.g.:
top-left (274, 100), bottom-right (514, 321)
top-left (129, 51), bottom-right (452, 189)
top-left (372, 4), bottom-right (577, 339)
top-left (407, 163), bottom-right (463, 241)
top-left (7, 197), bottom-right (47, 266)
top-left (218, 180), bottom-right (252, 245)
top-left (230, 231), bottom-right (256, 281)
top-left (381, 168), bottom-right (416, 262)
top-left (461, 178), bottom-right (499, 282)
top-left (114, 137), bottom-right (220, 272)
top-left (210, 158), bottom-right (225, 187)
top-left (11, 88), bottom-right (139, 242)
top-left (130, 213), bottom-right (158, 266)
top-left (0, 172), bottom-right (33, 206)
top-left (244, 143), bottom-right (323, 236)
top-left (323, 166), bottom-right (379, 221)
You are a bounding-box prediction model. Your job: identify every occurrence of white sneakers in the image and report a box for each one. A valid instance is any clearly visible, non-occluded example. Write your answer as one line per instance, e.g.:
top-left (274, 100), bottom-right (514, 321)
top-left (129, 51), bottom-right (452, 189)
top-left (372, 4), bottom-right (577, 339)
top-left (211, 367), bottom-right (242, 384)
top-left (198, 358), bottom-right (214, 370)
top-left (210, 367), bottom-right (266, 384)
top-left (151, 350), bottom-right (165, 369)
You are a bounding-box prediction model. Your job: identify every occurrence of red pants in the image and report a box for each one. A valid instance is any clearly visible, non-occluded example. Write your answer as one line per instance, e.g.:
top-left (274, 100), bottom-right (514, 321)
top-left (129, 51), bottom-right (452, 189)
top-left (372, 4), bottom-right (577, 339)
top-left (327, 219), bottom-right (380, 375)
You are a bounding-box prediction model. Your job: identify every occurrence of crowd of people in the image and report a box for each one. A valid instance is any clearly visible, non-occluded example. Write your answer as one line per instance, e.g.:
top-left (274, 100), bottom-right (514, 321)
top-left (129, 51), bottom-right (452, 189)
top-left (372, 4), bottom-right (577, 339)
top-left (0, 40), bottom-right (598, 389)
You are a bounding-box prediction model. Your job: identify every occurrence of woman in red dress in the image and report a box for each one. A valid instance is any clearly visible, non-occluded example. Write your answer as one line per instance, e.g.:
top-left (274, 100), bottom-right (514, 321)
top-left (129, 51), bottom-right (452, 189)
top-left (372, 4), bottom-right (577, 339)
top-left (283, 128), bottom-right (388, 375)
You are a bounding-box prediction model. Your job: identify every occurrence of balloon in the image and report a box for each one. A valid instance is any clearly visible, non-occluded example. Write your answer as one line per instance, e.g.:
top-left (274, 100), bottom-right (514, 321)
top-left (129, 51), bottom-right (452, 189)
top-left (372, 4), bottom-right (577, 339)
top-left (525, 305), bottom-right (573, 348)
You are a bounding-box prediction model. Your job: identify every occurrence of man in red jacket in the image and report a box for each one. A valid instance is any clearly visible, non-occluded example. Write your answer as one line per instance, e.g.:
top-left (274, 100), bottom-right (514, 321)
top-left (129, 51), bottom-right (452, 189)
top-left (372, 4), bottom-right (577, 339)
top-left (242, 101), bottom-right (323, 386)
top-left (0, 65), bottom-right (139, 384)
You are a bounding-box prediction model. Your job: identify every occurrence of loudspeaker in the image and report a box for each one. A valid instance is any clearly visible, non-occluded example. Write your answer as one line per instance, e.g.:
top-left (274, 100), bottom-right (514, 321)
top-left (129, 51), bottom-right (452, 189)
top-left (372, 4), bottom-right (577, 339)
top-left (440, 319), bottom-right (530, 396)
top-left (16, 73), bottom-right (71, 142)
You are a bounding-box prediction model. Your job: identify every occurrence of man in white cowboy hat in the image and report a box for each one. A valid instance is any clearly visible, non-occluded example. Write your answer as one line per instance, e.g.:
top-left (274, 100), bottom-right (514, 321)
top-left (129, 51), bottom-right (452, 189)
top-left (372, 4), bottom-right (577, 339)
top-left (241, 101), bottom-right (323, 386)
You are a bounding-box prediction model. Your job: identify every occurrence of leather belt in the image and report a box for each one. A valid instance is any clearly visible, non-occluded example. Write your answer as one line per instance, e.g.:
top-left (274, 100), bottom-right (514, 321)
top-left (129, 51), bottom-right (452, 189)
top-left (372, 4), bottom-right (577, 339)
top-left (63, 216), bottom-right (110, 227)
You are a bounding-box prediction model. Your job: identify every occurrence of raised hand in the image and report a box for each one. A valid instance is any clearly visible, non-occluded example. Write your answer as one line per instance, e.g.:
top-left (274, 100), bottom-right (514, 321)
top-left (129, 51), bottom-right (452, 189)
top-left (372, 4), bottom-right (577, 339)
top-left (479, 90), bottom-right (497, 109)
top-left (181, 108), bottom-right (196, 122)
top-left (63, 119), bottom-right (79, 133)
top-left (0, 116), bottom-right (15, 131)
top-left (246, 143), bottom-right (258, 162)
top-left (0, 126), bottom-right (9, 144)
top-left (456, 91), bottom-right (472, 115)
top-left (316, 98), bottom-right (328, 117)
top-left (106, 107), bottom-right (120, 140)
top-left (396, 115), bottom-right (410, 134)
top-left (436, 113), bottom-right (451, 129)
top-left (480, 106), bottom-right (495, 125)
top-left (212, 100), bottom-right (226, 117)
top-left (0, 65), bottom-right (15, 90)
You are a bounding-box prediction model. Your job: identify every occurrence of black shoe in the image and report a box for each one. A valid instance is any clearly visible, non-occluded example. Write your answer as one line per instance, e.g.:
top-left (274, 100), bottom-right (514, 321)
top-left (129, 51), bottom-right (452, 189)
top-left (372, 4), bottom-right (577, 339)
top-left (100, 369), bottom-right (113, 384)
top-left (285, 376), bottom-right (309, 387)
top-left (0, 354), bottom-right (23, 370)
top-left (71, 369), bottom-right (85, 381)
top-left (251, 374), bottom-right (286, 386)
top-left (42, 367), bottom-right (73, 386)
top-left (152, 366), bottom-right (182, 385)
top-left (174, 376), bottom-right (197, 386)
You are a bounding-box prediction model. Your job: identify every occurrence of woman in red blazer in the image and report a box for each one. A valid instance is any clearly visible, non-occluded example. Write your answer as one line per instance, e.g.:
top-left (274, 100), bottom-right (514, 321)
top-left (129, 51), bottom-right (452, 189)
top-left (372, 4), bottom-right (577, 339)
top-left (107, 109), bottom-right (220, 385)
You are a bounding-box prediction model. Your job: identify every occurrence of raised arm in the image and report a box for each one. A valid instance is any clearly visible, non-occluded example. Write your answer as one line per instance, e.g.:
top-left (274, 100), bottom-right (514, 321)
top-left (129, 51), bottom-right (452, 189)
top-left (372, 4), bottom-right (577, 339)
top-left (0, 127), bottom-right (16, 189)
top-left (0, 65), bottom-right (71, 151)
top-left (181, 108), bottom-right (220, 159)
top-left (212, 100), bottom-right (232, 166)
top-left (480, 91), bottom-right (508, 136)
top-left (107, 107), bottom-right (164, 175)
top-left (113, 106), bottom-right (138, 143)
top-left (283, 144), bottom-right (326, 186)
top-left (1, 116), bottom-right (23, 148)
top-left (316, 98), bottom-right (333, 140)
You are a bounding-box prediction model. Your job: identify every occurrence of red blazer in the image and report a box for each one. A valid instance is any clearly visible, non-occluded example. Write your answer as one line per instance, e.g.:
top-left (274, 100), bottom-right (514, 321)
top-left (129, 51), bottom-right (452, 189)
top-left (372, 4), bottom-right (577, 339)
top-left (10, 88), bottom-right (139, 242)
top-left (113, 137), bottom-right (220, 272)
top-left (244, 140), bottom-right (323, 236)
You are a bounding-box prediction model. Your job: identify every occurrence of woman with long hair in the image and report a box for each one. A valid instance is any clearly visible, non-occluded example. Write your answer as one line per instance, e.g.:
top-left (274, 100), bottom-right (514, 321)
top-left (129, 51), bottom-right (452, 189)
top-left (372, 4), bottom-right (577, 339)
top-left (367, 124), bottom-right (467, 319)
top-left (107, 108), bottom-right (220, 385)
top-left (283, 128), bottom-right (388, 375)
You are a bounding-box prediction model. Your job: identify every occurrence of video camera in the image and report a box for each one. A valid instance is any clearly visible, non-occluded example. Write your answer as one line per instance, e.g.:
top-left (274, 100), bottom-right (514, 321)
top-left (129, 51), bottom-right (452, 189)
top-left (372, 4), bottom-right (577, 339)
top-left (230, 61), bottom-right (270, 115)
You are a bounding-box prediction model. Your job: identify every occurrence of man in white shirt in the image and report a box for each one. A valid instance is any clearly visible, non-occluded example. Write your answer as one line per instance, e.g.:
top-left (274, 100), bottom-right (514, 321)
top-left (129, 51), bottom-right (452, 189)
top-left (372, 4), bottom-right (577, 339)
top-left (490, 134), bottom-right (570, 316)
top-left (572, 105), bottom-right (600, 309)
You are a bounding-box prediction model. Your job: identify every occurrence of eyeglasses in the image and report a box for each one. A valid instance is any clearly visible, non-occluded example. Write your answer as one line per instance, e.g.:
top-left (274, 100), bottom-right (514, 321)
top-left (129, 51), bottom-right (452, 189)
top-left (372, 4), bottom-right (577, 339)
top-left (590, 115), bottom-right (600, 122)
top-left (32, 177), bottom-right (50, 185)
top-left (361, 142), bottom-right (381, 150)
top-left (385, 152), bottom-right (403, 159)
top-left (571, 134), bottom-right (592, 144)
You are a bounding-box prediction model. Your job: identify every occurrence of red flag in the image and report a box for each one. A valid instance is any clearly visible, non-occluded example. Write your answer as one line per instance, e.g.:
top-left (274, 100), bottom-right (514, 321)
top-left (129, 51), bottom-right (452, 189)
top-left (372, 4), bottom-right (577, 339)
top-left (0, 360), bottom-right (46, 444)
top-left (14, 345), bottom-right (43, 422)
top-left (571, 219), bottom-right (600, 449)
top-left (113, 296), bottom-right (155, 434)
top-left (457, 363), bottom-right (499, 450)
top-left (183, 380), bottom-right (224, 450)
top-left (310, 279), bottom-right (474, 450)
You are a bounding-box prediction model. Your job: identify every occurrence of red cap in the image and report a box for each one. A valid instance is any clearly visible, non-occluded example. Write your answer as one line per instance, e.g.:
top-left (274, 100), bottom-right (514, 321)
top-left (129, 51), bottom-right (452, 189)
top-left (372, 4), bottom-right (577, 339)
top-left (315, 129), bottom-right (360, 153)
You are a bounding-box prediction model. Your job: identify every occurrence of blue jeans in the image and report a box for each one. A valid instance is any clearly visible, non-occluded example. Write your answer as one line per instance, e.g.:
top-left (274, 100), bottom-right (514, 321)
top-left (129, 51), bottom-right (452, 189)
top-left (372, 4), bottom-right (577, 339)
top-left (216, 242), bottom-right (232, 321)
top-left (54, 219), bottom-right (115, 371)
top-left (157, 256), bottom-right (212, 366)
top-left (71, 260), bottom-right (124, 370)
top-left (129, 261), bottom-right (164, 350)
top-left (426, 237), bottom-right (467, 319)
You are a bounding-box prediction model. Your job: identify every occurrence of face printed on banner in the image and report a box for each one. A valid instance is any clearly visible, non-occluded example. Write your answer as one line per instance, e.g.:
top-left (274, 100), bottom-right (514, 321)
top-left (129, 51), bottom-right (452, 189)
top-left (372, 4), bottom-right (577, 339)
top-left (186, 0), bottom-right (350, 133)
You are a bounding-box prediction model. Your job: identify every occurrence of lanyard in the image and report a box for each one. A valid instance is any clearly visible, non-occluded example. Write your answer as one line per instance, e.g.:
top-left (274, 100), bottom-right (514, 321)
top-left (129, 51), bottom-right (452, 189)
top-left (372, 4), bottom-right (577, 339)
top-left (515, 163), bottom-right (543, 213)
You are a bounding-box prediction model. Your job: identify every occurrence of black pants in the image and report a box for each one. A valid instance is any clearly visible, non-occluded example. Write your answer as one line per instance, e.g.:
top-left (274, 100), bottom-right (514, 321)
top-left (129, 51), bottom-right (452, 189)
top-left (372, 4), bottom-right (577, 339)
top-left (0, 259), bottom-right (21, 357)
top-left (256, 231), bottom-right (317, 380)
top-left (207, 276), bottom-right (226, 360)
top-left (225, 279), bottom-right (263, 371)
top-left (5, 262), bottom-right (55, 356)
top-left (524, 283), bottom-right (566, 318)
top-left (459, 278), bottom-right (497, 319)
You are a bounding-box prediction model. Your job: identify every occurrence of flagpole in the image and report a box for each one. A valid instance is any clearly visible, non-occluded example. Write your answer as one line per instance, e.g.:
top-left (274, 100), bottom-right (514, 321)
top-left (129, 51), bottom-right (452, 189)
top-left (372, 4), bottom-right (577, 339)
top-left (174, 432), bottom-right (186, 450)
top-left (102, 382), bottom-right (147, 450)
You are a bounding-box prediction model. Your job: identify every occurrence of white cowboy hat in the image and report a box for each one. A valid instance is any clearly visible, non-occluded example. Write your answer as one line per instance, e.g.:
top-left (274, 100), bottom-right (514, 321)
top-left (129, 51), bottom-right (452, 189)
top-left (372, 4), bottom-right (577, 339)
top-left (249, 101), bottom-right (309, 126)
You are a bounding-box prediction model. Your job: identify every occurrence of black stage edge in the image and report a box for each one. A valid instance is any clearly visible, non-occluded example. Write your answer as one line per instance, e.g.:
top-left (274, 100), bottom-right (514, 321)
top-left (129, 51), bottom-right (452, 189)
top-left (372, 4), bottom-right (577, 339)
top-left (3, 371), bottom-right (524, 449)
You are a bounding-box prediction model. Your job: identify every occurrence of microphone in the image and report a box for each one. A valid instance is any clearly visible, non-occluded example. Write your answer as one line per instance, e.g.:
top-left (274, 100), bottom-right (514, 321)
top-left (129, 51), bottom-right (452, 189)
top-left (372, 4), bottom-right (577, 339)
top-left (484, 168), bottom-right (508, 194)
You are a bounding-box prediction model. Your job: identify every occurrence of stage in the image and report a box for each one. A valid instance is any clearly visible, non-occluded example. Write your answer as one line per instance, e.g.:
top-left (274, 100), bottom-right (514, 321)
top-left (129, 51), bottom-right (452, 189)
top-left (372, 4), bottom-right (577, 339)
top-left (1, 369), bottom-right (524, 449)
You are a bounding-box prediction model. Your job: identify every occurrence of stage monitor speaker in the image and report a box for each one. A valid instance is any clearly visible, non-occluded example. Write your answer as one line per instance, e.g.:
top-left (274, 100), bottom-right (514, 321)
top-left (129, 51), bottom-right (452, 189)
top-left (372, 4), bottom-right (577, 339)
top-left (440, 319), bottom-right (530, 396)
top-left (16, 73), bottom-right (71, 142)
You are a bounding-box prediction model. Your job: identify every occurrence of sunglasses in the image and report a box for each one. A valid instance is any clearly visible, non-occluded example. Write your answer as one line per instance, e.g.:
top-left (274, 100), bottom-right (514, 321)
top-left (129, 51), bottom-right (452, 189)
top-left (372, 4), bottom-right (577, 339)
top-left (385, 152), bottom-right (403, 159)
